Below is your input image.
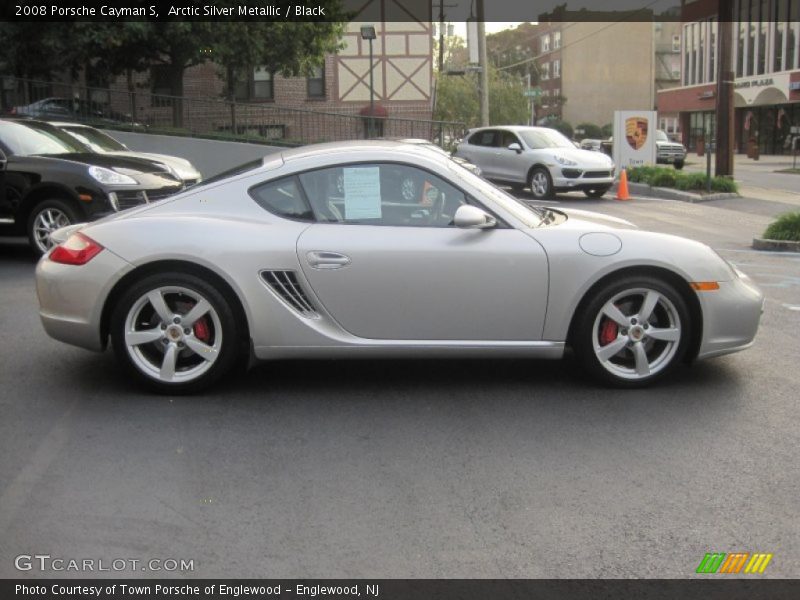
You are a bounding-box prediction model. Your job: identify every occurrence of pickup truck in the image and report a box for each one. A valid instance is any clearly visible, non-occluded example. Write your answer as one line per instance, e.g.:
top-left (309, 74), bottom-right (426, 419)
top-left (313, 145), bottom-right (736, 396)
top-left (599, 130), bottom-right (687, 170)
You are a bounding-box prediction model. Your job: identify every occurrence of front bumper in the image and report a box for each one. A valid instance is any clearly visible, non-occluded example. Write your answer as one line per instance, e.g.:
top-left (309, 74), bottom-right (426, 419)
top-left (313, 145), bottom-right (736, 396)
top-left (552, 169), bottom-right (614, 191)
top-left (36, 248), bottom-right (134, 352)
top-left (696, 272), bottom-right (764, 360)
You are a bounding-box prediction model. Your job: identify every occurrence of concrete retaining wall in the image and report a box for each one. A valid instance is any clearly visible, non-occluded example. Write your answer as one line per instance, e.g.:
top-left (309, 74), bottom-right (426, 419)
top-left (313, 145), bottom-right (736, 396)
top-left (103, 131), bottom-right (283, 179)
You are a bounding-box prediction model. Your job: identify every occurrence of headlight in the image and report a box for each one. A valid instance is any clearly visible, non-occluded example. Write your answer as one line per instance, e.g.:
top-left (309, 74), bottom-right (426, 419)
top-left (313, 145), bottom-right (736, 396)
top-left (555, 155), bottom-right (578, 166)
top-left (88, 165), bottom-right (137, 186)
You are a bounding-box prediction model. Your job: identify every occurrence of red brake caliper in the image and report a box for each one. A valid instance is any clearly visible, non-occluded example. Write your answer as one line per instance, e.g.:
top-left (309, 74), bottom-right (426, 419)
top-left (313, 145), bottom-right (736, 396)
top-left (193, 317), bottom-right (211, 343)
top-left (599, 318), bottom-right (618, 346)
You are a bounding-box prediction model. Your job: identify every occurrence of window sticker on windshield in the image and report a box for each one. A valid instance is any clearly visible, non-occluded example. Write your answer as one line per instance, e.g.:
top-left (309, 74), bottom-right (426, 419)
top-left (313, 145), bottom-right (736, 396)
top-left (343, 166), bottom-right (381, 219)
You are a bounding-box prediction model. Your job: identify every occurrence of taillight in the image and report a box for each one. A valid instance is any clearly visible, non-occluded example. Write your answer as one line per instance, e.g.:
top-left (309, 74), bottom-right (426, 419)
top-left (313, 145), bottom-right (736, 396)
top-left (49, 233), bottom-right (104, 265)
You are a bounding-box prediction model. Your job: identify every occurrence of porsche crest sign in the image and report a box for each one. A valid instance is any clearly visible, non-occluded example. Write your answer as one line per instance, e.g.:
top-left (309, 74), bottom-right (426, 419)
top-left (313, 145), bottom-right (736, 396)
top-left (613, 110), bottom-right (657, 169)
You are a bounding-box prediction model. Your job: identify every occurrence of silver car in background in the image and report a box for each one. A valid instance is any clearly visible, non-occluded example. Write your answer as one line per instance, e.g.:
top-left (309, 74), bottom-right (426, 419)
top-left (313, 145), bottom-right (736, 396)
top-left (36, 141), bottom-right (762, 394)
top-left (455, 126), bottom-right (616, 199)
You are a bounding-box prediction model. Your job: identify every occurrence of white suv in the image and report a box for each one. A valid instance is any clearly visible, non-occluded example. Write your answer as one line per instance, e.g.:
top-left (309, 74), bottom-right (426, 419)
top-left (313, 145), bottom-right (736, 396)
top-left (455, 126), bottom-right (616, 199)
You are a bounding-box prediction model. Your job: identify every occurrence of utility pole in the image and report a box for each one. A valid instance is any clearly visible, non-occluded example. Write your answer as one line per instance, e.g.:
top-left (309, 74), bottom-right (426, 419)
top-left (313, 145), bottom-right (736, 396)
top-left (476, 0), bottom-right (489, 126)
top-left (715, 0), bottom-right (734, 177)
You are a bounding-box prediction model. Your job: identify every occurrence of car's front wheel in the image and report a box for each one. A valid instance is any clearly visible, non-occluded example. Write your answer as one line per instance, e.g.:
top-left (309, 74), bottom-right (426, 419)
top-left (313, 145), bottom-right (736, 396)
top-left (584, 186), bottom-right (611, 198)
top-left (674, 160), bottom-right (685, 170)
top-left (27, 199), bottom-right (77, 257)
top-left (110, 272), bottom-right (241, 394)
top-left (528, 167), bottom-right (553, 199)
top-left (573, 276), bottom-right (691, 387)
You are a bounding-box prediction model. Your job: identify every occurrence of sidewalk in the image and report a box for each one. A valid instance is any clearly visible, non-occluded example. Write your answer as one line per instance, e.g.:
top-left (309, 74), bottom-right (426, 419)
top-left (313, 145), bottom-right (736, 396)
top-left (682, 152), bottom-right (800, 208)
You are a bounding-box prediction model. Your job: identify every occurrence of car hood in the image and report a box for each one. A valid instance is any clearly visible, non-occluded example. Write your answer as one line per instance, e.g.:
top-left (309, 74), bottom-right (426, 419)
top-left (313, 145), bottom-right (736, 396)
top-left (105, 151), bottom-right (200, 178)
top-left (547, 147), bottom-right (616, 168)
top-left (557, 207), bottom-right (638, 230)
top-left (37, 152), bottom-right (174, 175)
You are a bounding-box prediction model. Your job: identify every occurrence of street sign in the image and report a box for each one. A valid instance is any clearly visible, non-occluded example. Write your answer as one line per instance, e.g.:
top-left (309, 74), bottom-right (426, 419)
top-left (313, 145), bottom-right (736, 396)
top-left (524, 88), bottom-right (541, 98)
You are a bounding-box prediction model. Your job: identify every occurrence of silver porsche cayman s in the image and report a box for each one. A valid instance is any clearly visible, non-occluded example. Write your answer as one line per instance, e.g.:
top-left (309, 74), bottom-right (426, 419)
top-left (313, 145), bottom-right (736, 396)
top-left (36, 141), bottom-right (763, 393)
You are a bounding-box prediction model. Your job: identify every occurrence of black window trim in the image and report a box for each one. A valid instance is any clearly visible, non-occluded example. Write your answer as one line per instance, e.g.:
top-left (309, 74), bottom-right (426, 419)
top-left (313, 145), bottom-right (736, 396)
top-left (247, 174), bottom-right (315, 223)
top-left (306, 64), bottom-right (326, 99)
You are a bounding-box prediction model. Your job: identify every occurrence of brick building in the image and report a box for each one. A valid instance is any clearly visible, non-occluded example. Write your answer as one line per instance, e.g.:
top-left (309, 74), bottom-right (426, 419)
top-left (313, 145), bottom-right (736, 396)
top-left (657, 0), bottom-right (800, 155)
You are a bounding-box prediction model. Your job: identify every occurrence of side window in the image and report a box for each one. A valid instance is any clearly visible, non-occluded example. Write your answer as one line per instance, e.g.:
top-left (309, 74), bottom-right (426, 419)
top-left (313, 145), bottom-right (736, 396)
top-left (298, 163), bottom-right (469, 228)
top-left (500, 131), bottom-right (521, 148)
top-left (249, 176), bottom-right (313, 221)
top-left (469, 130), bottom-right (497, 147)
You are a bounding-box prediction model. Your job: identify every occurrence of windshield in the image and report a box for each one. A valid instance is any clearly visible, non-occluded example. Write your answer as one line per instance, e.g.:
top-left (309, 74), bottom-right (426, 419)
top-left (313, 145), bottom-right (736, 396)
top-left (62, 126), bottom-right (127, 152)
top-left (656, 130), bottom-right (669, 142)
top-left (518, 128), bottom-right (575, 150)
top-left (0, 120), bottom-right (87, 155)
top-left (447, 162), bottom-right (547, 227)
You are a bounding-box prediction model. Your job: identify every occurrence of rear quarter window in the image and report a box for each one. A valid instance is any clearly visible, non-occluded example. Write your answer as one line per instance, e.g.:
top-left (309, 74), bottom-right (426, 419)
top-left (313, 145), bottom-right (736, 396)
top-left (249, 176), bottom-right (314, 222)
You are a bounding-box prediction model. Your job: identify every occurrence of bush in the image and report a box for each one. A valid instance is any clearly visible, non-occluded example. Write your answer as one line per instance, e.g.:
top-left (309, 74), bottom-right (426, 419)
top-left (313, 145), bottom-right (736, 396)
top-left (649, 169), bottom-right (678, 188)
top-left (711, 176), bottom-right (738, 193)
top-left (626, 165), bottom-right (658, 183)
top-left (763, 212), bottom-right (800, 241)
top-left (675, 172), bottom-right (708, 191)
top-left (576, 122), bottom-right (603, 139)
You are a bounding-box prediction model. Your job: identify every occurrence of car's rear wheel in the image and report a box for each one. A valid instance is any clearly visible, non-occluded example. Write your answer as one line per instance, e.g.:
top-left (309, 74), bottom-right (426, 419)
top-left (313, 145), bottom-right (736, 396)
top-left (528, 167), bottom-right (554, 199)
top-left (584, 186), bottom-right (610, 198)
top-left (27, 199), bottom-right (77, 257)
top-left (573, 276), bottom-right (690, 387)
top-left (111, 272), bottom-right (241, 394)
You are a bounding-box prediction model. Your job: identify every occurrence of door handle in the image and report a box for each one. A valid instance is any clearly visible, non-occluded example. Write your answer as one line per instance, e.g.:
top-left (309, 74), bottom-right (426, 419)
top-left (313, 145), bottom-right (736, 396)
top-left (306, 251), bottom-right (351, 269)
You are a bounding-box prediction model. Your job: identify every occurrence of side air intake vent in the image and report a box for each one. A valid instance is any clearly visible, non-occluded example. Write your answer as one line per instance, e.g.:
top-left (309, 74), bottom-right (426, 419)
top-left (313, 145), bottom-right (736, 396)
top-left (260, 270), bottom-right (318, 317)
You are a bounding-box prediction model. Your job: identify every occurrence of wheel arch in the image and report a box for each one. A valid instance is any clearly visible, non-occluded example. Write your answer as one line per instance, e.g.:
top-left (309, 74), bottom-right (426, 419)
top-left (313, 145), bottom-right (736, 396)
top-left (566, 265), bottom-right (703, 362)
top-left (526, 162), bottom-right (551, 184)
top-left (100, 260), bottom-right (251, 354)
top-left (20, 184), bottom-right (84, 227)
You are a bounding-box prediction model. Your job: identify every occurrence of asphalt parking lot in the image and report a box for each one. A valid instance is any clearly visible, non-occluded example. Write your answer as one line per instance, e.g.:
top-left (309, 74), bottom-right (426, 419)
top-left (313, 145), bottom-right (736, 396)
top-left (1, 192), bottom-right (798, 578)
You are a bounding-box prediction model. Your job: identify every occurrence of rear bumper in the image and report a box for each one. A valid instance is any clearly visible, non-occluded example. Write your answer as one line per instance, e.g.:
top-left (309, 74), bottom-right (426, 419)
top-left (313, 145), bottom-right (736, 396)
top-left (696, 273), bottom-right (764, 360)
top-left (36, 249), bottom-right (133, 351)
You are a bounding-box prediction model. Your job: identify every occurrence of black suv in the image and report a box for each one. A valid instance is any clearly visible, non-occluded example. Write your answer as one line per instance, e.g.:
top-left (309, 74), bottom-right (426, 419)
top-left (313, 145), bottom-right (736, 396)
top-left (0, 119), bottom-right (183, 255)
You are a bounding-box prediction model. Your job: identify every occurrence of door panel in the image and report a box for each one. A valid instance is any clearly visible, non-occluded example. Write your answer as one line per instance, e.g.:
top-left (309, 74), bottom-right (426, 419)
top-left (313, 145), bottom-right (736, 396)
top-left (296, 224), bottom-right (549, 341)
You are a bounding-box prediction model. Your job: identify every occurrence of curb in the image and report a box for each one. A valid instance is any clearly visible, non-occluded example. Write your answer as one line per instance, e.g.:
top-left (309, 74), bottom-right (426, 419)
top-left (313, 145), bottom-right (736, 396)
top-left (752, 237), bottom-right (800, 252)
top-left (625, 182), bottom-right (739, 203)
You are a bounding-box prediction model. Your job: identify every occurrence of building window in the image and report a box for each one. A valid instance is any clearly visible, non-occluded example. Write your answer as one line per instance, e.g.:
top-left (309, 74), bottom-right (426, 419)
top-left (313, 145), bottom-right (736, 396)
top-left (540, 62), bottom-right (550, 80)
top-left (541, 35), bottom-right (550, 54)
top-left (553, 59), bottom-right (560, 78)
top-left (307, 65), bottom-right (325, 98)
top-left (235, 66), bottom-right (274, 101)
top-left (553, 31), bottom-right (561, 49)
top-left (672, 34), bottom-right (681, 53)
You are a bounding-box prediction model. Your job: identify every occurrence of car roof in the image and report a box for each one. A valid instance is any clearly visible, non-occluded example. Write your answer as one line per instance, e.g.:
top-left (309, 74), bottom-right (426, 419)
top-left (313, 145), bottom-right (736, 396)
top-left (48, 121), bottom-right (93, 128)
top-left (280, 139), bottom-right (448, 163)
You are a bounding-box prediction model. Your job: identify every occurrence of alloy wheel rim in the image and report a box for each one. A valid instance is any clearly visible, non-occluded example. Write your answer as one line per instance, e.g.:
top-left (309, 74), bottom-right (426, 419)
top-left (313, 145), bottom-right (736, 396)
top-left (531, 172), bottom-right (548, 197)
top-left (591, 287), bottom-right (682, 380)
top-left (123, 286), bottom-right (222, 383)
top-left (33, 208), bottom-right (71, 253)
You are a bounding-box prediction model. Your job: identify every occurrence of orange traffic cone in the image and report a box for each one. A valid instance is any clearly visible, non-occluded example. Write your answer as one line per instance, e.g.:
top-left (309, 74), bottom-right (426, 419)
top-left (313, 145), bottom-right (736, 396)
top-left (615, 168), bottom-right (631, 201)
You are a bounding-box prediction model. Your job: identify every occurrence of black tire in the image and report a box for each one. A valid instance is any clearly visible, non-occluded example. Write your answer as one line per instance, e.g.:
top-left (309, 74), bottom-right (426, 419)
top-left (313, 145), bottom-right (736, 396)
top-left (583, 186), bottom-right (611, 198)
top-left (674, 160), bottom-right (685, 170)
top-left (27, 198), bottom-right (78, 257)
top-left (110, 271), bottom-right (242, 394)
top-left (572, 275), bottom-right (691, 388)
top-left (528, 167), bottom-right (554, 199)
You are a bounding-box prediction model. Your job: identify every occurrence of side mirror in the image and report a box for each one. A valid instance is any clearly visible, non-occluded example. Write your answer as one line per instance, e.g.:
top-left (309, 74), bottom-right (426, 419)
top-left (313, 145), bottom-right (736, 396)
top-left (454, 205), bottom-right (496, 229)
top-left (507, 142), bottom-right (522, 153)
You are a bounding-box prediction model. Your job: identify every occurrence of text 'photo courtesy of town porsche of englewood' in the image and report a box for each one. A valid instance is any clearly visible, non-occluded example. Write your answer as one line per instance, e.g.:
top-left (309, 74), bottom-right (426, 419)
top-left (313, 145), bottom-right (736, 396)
top-left (1, 1), bottom-right (799, 599)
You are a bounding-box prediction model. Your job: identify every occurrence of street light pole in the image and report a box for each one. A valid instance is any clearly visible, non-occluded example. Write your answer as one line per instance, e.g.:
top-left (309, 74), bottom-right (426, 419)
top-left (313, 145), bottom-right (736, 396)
top-left (715, 0), bottom-right (734, 177)
top-left (361, 25), bottom-right (377, 139)
top-left (476, 0), bottom-right (489, 126)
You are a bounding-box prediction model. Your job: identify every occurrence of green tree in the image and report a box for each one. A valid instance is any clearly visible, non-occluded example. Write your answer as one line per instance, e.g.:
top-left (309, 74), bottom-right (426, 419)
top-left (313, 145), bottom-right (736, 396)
top-left (575, 122), bottom-right (603, 139)
top-left (435, 66), bottom-right (529, 127)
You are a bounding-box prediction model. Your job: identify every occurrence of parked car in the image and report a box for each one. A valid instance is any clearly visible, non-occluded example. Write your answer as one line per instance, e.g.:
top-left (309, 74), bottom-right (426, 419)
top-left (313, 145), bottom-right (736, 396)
top-left (36, 141), bottom-right (763, 393)
top-left (391, 138), bottom-right (482, 177)
top-left (599, 131), bottom-right (687, 170)
top-left (655, 130), bottom-right (687, 169)
top-left (580, 139), bottom-right (603, 152)
top-left (454, 126), bottom-right (616, 199)
top-left (51, 122), bottom-right (202, 185)
top-left (9, 97), bottom-right (135, 127)
top-left (0, 118), bottom-right (183, 255)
